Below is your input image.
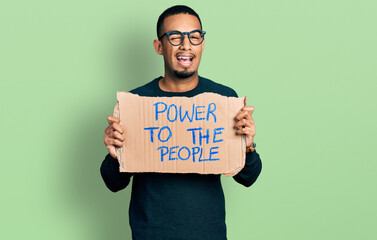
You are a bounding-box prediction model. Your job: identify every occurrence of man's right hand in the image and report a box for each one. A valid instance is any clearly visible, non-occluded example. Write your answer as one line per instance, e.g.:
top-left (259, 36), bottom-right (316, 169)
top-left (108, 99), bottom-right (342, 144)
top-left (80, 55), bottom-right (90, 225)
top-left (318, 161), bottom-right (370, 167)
top-left (104, 116), bottom-right (125, 159)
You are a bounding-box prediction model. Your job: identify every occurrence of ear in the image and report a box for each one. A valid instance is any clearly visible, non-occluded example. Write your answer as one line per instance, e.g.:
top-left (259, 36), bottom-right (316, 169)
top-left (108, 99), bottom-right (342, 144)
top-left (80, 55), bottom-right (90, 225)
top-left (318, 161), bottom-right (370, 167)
top-left (153, 39), bottom-right (163, 55)
top-left (201, 38), bottom-right (205, 51)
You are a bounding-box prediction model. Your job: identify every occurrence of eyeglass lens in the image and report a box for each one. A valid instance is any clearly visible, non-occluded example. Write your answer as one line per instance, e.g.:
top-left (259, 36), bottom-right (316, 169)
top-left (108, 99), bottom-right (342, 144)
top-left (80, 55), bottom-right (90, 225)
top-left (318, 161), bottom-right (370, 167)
top-left (168, 31), bottom-right (204, 46)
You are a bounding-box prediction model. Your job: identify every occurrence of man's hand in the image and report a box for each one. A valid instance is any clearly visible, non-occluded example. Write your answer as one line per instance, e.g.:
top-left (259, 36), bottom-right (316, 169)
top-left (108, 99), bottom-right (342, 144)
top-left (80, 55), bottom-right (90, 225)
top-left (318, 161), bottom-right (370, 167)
top-left (235, 106), bottom-right (255, 148)
top-left (104, 116), bottom-right (125, 159)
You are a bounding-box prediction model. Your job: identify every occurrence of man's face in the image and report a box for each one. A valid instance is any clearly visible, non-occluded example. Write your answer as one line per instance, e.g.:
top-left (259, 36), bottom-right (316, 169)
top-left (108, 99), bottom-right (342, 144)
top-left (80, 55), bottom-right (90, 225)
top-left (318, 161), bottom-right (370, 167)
top-left (156, 13), bottom-right (205, 79)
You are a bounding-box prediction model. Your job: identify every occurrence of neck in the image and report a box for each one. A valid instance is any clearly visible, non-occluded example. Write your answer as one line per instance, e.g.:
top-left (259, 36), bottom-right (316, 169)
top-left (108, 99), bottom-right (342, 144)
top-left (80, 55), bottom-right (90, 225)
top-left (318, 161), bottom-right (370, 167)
top-left (159, 71), bottom-right (199, 92)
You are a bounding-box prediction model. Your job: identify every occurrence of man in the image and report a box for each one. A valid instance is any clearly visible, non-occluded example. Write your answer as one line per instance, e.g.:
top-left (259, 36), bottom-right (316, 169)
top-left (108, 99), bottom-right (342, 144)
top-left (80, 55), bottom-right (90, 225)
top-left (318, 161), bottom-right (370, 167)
top-left (101, 5), bottom-right (262, 240)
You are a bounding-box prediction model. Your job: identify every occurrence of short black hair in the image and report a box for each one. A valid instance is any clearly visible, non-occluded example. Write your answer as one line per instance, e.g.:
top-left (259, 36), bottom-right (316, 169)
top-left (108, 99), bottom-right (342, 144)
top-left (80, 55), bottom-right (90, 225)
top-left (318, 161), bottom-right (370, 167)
top-left (156, 5), bottom-right (202, 38)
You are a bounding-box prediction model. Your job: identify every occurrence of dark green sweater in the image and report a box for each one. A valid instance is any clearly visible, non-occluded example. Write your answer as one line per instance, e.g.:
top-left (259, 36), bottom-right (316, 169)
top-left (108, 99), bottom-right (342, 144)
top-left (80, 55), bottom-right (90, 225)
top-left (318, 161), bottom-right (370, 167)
top-left (100, 76), bottom-right (262, 240)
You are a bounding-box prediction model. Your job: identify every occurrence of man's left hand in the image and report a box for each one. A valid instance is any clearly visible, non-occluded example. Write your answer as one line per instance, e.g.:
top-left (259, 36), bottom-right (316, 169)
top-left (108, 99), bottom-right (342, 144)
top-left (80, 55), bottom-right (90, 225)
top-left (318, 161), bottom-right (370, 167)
top-left (235, 106), bottom-right (255, 148)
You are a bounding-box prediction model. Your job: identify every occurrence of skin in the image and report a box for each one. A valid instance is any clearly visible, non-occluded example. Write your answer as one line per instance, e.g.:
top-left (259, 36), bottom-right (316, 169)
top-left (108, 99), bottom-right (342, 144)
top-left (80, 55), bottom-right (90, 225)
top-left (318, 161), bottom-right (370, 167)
top-left (153, 14), bottom-right (204, 92)
top-left (104, 13), bottom-right (256, 159)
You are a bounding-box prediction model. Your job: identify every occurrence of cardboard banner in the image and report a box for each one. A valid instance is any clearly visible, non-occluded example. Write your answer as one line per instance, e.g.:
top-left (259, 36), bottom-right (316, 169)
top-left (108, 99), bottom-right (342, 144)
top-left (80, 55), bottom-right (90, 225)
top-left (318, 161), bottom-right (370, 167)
top-left (114, 92), bottom-right (247, 176)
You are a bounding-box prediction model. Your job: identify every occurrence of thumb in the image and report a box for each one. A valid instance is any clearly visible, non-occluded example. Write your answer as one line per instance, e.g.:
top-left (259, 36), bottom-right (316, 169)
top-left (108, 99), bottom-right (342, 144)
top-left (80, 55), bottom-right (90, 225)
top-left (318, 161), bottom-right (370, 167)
top-left (108, 146), bottom-right (118, 159)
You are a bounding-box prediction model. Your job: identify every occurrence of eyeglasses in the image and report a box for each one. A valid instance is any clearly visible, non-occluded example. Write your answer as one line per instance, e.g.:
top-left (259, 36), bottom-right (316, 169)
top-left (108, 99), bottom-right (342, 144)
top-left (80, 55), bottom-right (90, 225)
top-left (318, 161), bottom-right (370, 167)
top-left (158, 30), bottom-right (206, 46)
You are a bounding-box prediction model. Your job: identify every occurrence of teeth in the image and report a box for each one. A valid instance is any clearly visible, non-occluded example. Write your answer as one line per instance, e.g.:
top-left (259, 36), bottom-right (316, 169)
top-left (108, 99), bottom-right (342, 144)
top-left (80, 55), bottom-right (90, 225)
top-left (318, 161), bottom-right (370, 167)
top-left (177, 56), bottom-right (193, 61)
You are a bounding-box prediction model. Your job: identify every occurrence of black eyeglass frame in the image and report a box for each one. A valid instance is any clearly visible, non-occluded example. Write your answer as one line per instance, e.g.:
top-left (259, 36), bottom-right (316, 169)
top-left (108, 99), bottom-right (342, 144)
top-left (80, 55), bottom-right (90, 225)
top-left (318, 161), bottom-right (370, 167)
top-left (158, 30), bottom-right (206, 46)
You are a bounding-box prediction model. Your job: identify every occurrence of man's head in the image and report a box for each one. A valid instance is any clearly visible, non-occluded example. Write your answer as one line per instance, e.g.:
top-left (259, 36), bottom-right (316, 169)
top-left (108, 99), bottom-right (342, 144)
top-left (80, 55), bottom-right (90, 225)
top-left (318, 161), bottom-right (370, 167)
top-left (153, 5), bottom-right (205, 80)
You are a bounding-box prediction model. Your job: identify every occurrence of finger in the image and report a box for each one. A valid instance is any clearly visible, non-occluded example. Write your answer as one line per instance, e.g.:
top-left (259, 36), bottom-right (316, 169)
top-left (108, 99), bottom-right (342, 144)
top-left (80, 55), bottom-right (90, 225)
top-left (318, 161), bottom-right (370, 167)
top-left (110, 122), bottom-right (124, 134)
top-left (236, 129), bottom-right (255, 138)
top-left (235, 110), bottom-right (252, 121)
top-left (236, 126), bottom-right (255, 137)
top-left (104, 134), bottom-right (124, 146)
top-left (107, 116), bottom-right (120, 124)
top-left (107, 138), bottom-right (123, 147)
top-left (235, 119), bottom-right (253, 129)
top-left (104, 135), bottom-right (113, 146)
top-left (107, 146), bottom-right (118, 159)
top-left (113, 131), bottom-right (125, 142)
top-left (105, 128), bottom-right (124, 142)
top-left (104, 121), bottom-right (124, 135)
top-left (242, 106), bottom-right (254, 114)
top-left (235, 106), bottom-right (254, 120)
top-left (104, 126), bottom-right (111, 134)
top-left (109, 151), bottom-right (118, 159)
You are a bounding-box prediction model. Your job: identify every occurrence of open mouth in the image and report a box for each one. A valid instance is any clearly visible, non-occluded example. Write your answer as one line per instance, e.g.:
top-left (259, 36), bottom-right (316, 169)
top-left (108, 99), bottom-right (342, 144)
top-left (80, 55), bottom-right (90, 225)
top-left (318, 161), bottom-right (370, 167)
top-left (176, 54), bottom-right (194, 66)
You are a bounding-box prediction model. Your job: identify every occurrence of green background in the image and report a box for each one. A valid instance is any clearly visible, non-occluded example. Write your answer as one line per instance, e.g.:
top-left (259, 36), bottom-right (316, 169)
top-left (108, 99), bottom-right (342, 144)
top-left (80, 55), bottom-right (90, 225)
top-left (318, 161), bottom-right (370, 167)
top-left (1, 0), bottom-right (376, 239)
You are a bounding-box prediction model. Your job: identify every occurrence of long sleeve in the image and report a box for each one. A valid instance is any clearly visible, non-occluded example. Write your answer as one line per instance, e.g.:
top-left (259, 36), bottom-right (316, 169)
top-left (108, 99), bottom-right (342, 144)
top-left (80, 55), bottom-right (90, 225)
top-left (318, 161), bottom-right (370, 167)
top-left (227, 89), bottom-right (262, 187)
top-left (233, 150), bottom-right (262, 187)
top-left (100, 154), bottom-right (133, 192)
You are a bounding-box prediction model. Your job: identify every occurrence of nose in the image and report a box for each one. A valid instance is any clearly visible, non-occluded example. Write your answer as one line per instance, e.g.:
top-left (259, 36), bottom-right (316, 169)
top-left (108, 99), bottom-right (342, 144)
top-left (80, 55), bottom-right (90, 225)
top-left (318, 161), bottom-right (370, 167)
top-left (179, 34), bottom-right (191, 50)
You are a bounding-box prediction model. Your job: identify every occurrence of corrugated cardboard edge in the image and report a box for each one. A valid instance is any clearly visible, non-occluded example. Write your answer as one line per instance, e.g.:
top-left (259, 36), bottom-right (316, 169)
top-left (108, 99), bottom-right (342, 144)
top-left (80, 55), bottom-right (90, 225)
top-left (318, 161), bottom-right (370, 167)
top-left (224, 96), bottom-right (247, 176)
top-left (113, 96), bottom-right (125, 171)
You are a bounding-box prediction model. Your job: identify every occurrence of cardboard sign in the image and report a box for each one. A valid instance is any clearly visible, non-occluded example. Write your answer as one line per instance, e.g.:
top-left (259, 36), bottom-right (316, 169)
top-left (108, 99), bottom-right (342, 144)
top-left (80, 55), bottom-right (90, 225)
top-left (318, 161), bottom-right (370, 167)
top-left (114, 92), bottom-right (247, 176)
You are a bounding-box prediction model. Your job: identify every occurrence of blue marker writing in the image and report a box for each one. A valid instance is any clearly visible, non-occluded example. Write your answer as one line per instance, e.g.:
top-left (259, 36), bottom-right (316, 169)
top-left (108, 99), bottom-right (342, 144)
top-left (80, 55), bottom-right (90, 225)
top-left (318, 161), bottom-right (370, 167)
top-left (167, 104), bottom-right (178, 122)
top-left (169, 146), bottom-right (179, 161)
top-left (213, 127), bottom-right (224, 143)
top-left (192, 146), bottom-right (201, 162)
top-left (195, 105), bottom-right (205, 121)
top-left (157, 146), bottom-right (169, 162)
top-left (157, 126), bottom-right (172, 142)
top-left (178, 146), bottom-right (190, 161)
top-left (206, 103), bottom-right (217, 122)
top-left (153, 102), bottom-right (167, 121)
top-left (144, 127), bottom-right (159, 143)
top-left (179, 104), bottom-right (195, 122)
top-left (187, 127), bottom-right (202, 145)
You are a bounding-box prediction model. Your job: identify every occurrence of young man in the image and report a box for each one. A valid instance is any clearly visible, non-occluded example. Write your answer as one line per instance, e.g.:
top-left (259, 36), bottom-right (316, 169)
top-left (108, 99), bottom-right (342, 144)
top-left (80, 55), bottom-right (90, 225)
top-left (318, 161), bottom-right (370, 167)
top-left (101, 5), bottom-right (262, 240)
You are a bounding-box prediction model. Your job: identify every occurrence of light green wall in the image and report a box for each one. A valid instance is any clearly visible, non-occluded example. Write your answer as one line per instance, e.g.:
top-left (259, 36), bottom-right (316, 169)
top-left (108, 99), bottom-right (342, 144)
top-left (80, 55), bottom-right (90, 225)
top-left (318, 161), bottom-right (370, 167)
top-left (1, 0), bottom-right (376, 239)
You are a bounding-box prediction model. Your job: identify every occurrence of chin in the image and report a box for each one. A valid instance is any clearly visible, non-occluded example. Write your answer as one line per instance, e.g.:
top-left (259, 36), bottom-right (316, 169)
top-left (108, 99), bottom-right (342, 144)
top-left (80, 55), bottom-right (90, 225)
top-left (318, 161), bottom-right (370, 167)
top-left (174, 70), bottom-right (196, 79)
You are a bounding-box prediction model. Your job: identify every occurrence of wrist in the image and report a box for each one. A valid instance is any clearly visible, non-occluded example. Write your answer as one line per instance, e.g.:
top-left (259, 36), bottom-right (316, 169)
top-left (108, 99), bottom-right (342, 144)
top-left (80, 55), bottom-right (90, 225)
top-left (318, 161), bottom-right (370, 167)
top-left (246, 142), bottom-right (256, 153)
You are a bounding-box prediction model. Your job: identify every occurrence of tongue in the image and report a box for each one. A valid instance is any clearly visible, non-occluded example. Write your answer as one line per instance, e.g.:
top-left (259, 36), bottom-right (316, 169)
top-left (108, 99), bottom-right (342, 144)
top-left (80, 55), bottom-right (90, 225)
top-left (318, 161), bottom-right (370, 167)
top-left (179, 58), bottom-right (189, 62)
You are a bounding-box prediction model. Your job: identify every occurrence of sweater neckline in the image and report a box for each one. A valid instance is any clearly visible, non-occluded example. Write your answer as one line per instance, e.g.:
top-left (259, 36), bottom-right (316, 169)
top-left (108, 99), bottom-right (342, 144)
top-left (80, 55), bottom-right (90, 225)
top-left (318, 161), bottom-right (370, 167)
top-left (153, 76), bottom-right (203, 97)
